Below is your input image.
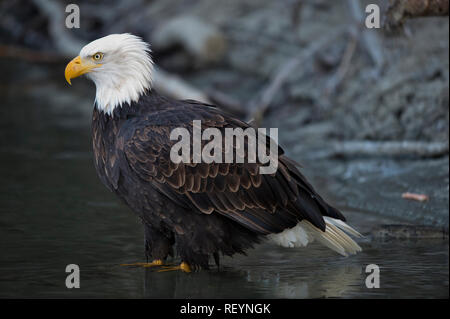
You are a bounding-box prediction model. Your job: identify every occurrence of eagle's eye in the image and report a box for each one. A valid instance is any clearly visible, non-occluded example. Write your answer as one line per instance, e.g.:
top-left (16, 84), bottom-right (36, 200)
top-left (92, 52), bottom-right (104, 61)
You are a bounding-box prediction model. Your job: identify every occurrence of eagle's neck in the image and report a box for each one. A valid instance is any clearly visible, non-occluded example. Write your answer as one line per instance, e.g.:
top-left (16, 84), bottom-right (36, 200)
top-left (94, 83), bottom-right (150, 115)
top-left (91, 56), bottom-right (154, 115)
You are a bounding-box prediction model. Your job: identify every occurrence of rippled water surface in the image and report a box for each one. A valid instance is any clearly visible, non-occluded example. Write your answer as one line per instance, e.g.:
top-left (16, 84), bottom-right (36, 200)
top-left (0, 63), bottom-right (448, 298)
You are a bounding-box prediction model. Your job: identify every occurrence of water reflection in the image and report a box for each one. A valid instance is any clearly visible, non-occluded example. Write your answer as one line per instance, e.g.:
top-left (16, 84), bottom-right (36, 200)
top-left (139, 240), bottom-right (448, 299)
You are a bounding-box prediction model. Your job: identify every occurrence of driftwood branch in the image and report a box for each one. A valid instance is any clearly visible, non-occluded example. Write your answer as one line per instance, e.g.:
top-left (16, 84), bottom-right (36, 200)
top-left (247, 27), bottom-right (347, 123)
top-left (323, 141), bottom-right (449, 158)
top-left (386, 0), bottom-right (449, 29)
top-left (324, 29), bottom-right (358, 96)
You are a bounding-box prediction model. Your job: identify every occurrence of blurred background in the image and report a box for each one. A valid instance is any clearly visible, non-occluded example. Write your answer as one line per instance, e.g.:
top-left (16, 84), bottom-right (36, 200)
top-left (0, 0), bottom-right (448, 298)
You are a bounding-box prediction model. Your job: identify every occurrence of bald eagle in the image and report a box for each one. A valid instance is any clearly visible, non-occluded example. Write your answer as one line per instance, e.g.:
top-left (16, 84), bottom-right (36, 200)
top-left (65, 34), bottom-right (361, 272)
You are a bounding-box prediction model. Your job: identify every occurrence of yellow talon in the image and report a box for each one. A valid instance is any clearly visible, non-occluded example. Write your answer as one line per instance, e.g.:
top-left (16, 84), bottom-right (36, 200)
top-left (120, 260), bottom-right (163, 267)
top-left (158, 262), bottom-right (191, 273)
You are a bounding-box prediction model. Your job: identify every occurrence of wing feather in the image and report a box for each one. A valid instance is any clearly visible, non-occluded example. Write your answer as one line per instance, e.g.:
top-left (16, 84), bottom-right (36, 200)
top-left (122, 102), bottom-right (343, 234)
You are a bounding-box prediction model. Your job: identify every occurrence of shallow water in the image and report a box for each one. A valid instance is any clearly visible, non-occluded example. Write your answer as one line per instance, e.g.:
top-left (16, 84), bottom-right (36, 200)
top-left (0, 63), bottom-right (448, 298)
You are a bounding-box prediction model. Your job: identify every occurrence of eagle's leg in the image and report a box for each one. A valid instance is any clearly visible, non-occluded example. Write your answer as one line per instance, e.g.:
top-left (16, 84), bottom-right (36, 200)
top-left (157, 233), bottom-right (209, 272)
top-left (121, 223), bottom-right (174, 268)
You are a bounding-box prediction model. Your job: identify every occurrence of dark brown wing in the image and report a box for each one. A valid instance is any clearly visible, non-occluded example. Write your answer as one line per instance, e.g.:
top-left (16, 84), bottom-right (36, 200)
top-left (123, 103), bottom-right (344, 234)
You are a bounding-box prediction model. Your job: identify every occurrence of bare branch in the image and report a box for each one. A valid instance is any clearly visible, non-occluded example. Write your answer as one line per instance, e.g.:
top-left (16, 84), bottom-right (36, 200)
top-left (248, 27), bottom-right (347, 122)
top-left (324, 29), bottom-right (358, 96)
top-left (322, 141), bottom-right (449, 158)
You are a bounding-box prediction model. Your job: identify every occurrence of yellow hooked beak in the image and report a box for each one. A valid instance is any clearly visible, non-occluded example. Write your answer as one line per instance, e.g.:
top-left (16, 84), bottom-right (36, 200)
top-left (65, 56), bottom-right (101, 85)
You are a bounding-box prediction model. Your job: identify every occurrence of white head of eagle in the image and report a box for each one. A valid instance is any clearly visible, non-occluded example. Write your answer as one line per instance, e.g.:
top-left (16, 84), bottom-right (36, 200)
top-left (65, 33), bottom-right (154, 114)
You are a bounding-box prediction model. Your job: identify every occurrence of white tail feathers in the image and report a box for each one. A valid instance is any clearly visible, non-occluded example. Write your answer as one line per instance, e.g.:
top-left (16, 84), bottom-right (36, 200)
top-left (267, 217), bottom-right (362, 257)
top-left (324, 216), bottom-right (362, 237)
